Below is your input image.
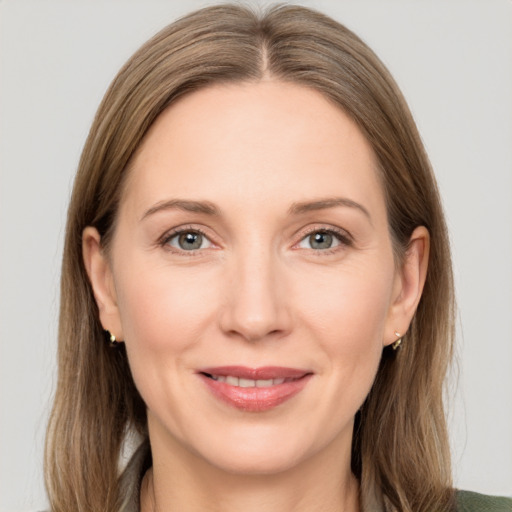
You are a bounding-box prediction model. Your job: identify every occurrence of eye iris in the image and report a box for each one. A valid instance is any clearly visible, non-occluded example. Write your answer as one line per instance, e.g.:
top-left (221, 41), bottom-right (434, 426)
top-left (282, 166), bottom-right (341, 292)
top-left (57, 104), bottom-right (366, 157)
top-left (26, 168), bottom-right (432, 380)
top-left (178, 232), bottom-right (202, 250)
top-left (309, 231), bottom-right (333, 249)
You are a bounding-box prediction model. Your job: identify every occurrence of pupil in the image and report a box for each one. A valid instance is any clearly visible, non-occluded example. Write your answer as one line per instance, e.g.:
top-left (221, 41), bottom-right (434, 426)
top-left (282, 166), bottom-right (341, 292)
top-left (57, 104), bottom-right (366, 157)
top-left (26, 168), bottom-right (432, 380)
top-left (179, 232), bottom-right (202, 250)
top-left (310, 232), bottom-right (332, 249)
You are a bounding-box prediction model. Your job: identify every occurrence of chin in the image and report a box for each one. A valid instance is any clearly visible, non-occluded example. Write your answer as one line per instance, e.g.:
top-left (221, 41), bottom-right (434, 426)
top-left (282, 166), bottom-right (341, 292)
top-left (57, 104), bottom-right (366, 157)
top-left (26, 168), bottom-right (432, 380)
top-left (201, 444), bottom-right (308, 476)
top-left (184, 421), bottom-right (336, 477)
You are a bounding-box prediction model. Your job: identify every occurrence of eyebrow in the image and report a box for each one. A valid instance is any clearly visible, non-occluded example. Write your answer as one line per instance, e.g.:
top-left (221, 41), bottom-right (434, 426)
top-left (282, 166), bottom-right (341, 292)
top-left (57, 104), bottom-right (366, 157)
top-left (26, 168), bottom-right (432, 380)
top-left (141, 196), bottom-right (371, 222)
top-left (288, 197), bottom-right (372, 222)
top-left (141, 199), bottom-right (220, 220)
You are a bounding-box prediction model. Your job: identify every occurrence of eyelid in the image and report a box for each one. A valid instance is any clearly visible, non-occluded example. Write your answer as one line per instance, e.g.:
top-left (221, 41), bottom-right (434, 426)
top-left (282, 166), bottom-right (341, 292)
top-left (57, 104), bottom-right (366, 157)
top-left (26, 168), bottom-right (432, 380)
top-left (157, 223), bottom-right (353, 255)
top-left (293, 225), bottom-right (353, 250)
top-left (158, 224), bottom-right (218, 255)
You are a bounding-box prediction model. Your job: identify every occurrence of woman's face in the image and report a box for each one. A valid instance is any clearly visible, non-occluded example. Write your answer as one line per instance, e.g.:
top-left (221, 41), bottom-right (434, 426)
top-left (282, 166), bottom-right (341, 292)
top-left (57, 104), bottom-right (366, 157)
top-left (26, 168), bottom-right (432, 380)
top-left (85, 81), bottom-right (426, 476)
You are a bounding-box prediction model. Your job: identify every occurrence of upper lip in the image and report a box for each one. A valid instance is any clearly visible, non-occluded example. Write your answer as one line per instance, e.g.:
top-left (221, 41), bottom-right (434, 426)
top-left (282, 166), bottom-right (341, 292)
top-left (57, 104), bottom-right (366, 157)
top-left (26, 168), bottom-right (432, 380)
top-left (197, 366), bottom-right (311, 380)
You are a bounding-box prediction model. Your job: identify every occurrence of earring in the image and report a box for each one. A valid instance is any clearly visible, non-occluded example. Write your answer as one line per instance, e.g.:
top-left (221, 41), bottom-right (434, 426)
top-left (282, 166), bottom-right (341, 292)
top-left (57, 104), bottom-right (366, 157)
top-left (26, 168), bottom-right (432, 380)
top-left (107, 330), bottom-right (118, 347)
top-left (392, 331), bottom-right (402, 350)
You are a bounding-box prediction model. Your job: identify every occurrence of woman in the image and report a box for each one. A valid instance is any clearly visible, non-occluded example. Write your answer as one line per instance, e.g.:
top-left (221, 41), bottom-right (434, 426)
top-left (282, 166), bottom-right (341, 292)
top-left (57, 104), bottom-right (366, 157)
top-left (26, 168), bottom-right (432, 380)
top-left (44, 4), bottom-right (512, 512)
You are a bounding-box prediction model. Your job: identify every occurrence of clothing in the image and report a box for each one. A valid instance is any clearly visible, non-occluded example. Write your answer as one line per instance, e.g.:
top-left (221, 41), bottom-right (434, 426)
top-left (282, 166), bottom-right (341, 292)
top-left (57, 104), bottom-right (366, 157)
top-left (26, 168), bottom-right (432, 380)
top-left (119, 441), bottom-right (512, 512)
top-left (119, 440), bottom-right (151, 512)
top-left (455, 490), bottom-right (512, 511)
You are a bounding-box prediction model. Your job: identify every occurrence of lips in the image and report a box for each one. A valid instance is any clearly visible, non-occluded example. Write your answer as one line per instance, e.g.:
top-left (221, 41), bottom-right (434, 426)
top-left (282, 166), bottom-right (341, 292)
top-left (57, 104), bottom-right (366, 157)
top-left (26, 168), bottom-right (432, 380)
top-left (197, 366), bottom-right (312, 412)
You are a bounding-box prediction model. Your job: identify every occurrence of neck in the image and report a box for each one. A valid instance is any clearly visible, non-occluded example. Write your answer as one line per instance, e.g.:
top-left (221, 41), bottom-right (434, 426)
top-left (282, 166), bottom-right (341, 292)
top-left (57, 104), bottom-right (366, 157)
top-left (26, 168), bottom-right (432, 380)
top-left (142, 464), bottom-right (359, 512)
top-left (141, 421), bottom-right (360, 512)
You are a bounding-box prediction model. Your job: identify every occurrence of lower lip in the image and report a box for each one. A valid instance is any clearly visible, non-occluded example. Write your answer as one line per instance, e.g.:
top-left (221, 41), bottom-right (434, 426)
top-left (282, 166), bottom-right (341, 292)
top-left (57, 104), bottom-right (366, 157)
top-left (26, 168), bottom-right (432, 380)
top-left (199, 374), bottom-right (312, 412)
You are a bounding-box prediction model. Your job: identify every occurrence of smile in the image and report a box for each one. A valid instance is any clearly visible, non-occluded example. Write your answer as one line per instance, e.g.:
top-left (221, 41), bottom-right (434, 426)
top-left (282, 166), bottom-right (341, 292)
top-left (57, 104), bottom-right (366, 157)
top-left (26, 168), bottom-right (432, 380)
top-left (206, 375), bottom-right (291, 387)
top-left (197, 366), bottom-right (313, 412)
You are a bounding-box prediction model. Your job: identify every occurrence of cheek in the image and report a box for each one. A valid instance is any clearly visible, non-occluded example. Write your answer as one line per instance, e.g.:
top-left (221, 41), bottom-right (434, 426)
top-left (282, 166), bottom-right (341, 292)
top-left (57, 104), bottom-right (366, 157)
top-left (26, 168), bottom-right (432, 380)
top-left (293, 260), bottom-right (394, 399)
top-left (114, 260), bottom-right (220, 354)
top-left (299, 265), bottom-right (393, 344)
top-left (113, 260), bottom-right (222, 424)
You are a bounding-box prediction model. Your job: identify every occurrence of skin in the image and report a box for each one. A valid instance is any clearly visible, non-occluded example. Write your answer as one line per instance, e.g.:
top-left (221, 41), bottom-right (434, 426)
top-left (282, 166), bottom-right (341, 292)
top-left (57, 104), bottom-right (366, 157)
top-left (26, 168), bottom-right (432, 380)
top-left (83, 81), bottom-right (429, 512)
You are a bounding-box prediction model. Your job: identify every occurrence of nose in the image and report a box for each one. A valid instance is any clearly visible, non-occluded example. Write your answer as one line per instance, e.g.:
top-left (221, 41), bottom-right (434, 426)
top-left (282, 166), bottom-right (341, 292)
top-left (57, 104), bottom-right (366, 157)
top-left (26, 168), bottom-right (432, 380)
top-left (218, 246), bottom-right (292, 343)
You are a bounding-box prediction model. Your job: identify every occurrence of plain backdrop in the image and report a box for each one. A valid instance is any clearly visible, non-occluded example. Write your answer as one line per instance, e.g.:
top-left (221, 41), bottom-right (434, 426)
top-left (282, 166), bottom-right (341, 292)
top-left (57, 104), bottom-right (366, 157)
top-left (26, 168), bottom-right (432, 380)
top-left (1, 0), bottom-right (511, 510)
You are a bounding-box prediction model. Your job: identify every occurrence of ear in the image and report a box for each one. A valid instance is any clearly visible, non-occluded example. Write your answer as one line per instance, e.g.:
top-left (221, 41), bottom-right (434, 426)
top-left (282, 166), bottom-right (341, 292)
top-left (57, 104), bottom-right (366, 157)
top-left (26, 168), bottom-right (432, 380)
top-left (82, 226), bottom-right (123, 341)
top-left (384, 226), bottom-right (430, 346)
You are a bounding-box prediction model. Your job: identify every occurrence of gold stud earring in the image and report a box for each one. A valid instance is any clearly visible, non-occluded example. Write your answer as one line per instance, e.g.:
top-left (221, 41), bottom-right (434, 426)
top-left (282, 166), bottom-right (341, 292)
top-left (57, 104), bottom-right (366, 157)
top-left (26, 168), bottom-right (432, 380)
top-left (392, 331), bottom-right (402, 350)
top-left (107, 330), bottom-right (118, 347)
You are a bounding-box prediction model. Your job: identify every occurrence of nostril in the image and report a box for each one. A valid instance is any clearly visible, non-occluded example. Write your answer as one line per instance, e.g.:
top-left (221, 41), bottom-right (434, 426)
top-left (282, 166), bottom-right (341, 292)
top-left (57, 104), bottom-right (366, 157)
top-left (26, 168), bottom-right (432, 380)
top-left (217, 279), bottom-right (293, 342)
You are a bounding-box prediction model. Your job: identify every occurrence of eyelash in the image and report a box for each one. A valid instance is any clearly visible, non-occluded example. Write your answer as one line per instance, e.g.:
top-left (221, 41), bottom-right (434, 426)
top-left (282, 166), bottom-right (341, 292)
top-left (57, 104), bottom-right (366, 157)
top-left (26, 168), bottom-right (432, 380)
top-left (295, 226), bottom-right (353, 255)
top-left (158, 225), bottom-right (353, 256)
top-left (158, 225), bottom-right (211, 256)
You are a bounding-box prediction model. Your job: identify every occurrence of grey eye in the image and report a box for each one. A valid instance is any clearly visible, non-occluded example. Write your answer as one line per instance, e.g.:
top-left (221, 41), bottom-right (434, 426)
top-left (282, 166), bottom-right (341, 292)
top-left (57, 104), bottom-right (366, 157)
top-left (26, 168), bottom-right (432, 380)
top-left (179, 232), bottom-right (203, 250)
top-left (298, 230), bottom-right (344, 250)
top-left (308, 232), bottom-right (334, 249)
top-left (167, 231), bottom-right (212, 251)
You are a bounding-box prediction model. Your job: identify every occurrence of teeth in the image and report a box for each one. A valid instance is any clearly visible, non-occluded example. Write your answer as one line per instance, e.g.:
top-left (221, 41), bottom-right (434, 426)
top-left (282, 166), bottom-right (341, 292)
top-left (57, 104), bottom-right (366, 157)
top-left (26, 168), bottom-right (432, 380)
top-left (256, 379), bottom-right (273, 387)
top-left (209, 375), bottom-right (289, 387)
top-left (226, 376), bottom-right (239, 386)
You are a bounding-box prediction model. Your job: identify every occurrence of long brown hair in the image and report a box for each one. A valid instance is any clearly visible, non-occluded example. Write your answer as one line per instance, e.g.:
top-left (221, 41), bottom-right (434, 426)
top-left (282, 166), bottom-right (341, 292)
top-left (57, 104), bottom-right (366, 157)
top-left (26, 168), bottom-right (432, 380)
top-left (45, 4), bottom-right (455, 511)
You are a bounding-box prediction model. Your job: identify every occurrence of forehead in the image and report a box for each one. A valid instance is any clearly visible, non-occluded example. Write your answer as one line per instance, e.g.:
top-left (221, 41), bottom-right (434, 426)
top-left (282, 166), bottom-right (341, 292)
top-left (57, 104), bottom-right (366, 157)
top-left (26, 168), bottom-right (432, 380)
top-left (122, 80), bottom-right (385, 221)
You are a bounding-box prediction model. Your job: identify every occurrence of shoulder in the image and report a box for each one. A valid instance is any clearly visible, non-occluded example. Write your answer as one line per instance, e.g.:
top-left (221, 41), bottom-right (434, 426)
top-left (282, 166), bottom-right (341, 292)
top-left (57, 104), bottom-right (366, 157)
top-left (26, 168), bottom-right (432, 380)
top-left (456, 490), bottom-right (512, 511)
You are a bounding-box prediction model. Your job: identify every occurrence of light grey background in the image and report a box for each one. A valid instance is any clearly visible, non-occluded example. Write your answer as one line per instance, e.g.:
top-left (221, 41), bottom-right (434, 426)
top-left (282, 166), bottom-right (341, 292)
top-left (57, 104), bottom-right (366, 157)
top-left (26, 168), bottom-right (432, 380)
top-left (1, 1), bottom-right (511, 510)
